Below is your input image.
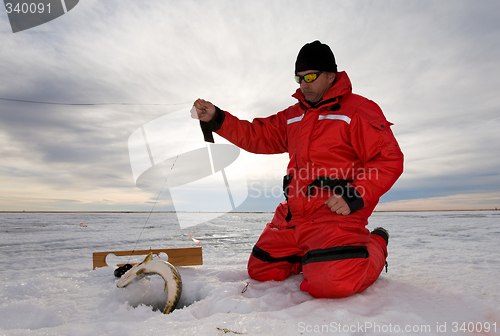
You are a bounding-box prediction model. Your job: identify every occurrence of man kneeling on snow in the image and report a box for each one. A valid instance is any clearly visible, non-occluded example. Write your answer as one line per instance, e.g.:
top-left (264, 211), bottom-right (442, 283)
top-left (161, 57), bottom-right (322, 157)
top-left (193, 40), bottom-right (404, 298)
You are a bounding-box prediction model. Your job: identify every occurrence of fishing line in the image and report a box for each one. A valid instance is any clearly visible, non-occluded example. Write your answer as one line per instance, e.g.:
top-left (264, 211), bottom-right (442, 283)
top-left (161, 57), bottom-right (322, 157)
top-left (127, 121), bottom-right (197, 264)
top-left (0, 97), bottom-right (193, 106)
top-left (3, 95), bottom-right (199, 268)
top-left (3, 94), bottom-right (199, 268)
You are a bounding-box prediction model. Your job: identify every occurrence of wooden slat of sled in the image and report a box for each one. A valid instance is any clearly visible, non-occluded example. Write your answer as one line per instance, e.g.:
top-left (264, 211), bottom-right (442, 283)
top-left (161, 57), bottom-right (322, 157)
top-left (92, 247), bottom-right (202, 270)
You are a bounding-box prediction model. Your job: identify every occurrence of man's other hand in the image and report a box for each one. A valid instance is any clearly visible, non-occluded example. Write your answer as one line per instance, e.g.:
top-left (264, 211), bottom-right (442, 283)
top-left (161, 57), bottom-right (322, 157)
top-left (325, 194), bottom-right (351, 216)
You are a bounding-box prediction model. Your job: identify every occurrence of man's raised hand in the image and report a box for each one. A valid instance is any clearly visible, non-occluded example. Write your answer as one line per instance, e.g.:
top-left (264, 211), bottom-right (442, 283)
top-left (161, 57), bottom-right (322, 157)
top-left (192, 98), bottom-right (216, 122)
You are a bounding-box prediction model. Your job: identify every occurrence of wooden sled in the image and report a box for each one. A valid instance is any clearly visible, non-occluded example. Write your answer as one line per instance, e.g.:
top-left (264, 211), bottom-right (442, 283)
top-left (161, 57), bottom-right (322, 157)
top-left (93, 246), bottom-right (203, 270)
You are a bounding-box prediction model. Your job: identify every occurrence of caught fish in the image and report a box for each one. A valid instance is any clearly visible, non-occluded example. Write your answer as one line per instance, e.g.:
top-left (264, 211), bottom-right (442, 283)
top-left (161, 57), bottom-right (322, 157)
top-left (116, 252), bottom-right (182, 314)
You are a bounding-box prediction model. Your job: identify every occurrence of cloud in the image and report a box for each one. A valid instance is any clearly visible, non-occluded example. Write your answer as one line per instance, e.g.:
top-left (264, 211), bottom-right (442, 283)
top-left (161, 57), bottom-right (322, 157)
top-left (1, 0), bottom-right (500, 211)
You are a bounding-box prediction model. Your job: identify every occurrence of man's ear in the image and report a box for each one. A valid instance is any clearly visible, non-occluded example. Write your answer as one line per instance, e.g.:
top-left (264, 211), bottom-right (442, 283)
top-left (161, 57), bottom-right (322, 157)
top-left (327, 72), bottom-right (336, 84)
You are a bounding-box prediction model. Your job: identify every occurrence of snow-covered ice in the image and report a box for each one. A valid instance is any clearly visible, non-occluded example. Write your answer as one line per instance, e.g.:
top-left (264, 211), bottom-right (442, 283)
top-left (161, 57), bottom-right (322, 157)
top-left (0, 211), bottom-right (499, 335)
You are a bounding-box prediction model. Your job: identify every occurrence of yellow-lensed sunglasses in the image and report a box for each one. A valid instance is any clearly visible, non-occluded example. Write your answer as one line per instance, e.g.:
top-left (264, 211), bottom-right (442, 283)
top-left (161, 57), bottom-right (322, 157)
top-left (295, 71), bottom-right (323, 84)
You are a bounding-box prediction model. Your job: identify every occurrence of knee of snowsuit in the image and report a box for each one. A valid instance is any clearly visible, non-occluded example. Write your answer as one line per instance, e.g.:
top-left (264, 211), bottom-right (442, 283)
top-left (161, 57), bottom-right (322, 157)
top-left (247, 201), bottom-right (388, 298)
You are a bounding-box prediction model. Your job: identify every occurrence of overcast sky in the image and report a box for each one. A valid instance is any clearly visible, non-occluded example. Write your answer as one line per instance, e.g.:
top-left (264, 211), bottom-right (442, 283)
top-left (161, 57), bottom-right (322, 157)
top-left (1, 0), bottom-right (499, 212)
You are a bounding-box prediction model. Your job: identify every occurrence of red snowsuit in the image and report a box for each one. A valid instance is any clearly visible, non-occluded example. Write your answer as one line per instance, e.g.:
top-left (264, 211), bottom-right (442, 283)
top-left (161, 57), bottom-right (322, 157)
top-left (201, 71), bottom-right (404, 298)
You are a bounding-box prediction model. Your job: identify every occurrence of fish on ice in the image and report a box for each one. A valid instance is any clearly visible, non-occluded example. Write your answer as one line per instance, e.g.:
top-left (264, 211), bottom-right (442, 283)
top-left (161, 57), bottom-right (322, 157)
top-left (116, 252), bottom-right (182, 314)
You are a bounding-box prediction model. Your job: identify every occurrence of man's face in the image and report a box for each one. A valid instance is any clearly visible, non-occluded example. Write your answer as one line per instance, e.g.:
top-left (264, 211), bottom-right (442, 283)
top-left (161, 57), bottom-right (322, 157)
top-left (297, 70), bottom-right (336, 104)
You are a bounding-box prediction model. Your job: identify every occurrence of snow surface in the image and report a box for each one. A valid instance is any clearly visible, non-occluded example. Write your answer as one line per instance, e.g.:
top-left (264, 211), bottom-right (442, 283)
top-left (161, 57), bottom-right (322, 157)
top-left (0, 211), bottom-right (499, 336)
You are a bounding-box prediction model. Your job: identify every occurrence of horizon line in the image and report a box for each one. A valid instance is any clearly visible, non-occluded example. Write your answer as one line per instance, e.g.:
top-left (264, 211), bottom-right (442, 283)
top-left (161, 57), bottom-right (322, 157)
top-left (0, 209), bottom-right (499, 214)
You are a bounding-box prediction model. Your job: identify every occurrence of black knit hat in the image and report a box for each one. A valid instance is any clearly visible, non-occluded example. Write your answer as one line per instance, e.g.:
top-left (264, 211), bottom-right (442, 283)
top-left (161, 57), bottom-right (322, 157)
top-left (295, 40), bottom-right (337, 74)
